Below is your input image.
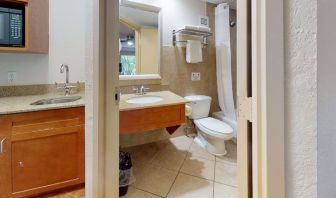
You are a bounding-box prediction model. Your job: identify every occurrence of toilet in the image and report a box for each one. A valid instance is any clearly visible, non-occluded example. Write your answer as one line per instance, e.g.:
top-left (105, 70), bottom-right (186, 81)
top-left (185, 95), bottom-right (235, 156)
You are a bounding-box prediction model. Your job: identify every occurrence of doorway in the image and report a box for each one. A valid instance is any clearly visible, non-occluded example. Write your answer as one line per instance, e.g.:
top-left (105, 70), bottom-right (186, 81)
top-left (87, 0), bottom-right (285, 197)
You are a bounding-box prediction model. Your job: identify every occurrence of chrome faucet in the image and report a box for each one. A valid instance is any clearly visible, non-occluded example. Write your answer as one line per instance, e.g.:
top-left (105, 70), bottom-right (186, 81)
top-left (133, 85), bottom-right (150, 95)
top-left (58, 64), bottom-right (76, 96)
top-left (60, 64), bottom-right (69, 84)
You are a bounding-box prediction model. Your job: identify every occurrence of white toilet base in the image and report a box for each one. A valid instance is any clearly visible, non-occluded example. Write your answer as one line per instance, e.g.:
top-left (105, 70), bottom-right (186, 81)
top-left (194, 132), bottom-right (228, 156)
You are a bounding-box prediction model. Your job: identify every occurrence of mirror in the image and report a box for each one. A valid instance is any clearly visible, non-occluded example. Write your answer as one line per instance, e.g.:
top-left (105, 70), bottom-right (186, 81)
top-left (119, 1), bottom-right (160, 77)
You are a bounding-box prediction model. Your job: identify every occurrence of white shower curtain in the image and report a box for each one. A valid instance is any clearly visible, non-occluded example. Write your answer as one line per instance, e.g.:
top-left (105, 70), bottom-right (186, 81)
top-left (215, 4), bottom-right (236, 122)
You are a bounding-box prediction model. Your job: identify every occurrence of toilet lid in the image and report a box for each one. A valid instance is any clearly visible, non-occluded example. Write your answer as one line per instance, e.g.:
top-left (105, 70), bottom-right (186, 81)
top-left (198, 117), bottom-right (233, 134)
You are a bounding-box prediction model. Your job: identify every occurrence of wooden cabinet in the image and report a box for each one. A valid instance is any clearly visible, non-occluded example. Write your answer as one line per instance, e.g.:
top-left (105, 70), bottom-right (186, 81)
top-left (0, 0), bottom-right (49, 54)
top-left (0, 107), bottom-right (84, 198)
top-left (120, 104), bottom-right (185, 134)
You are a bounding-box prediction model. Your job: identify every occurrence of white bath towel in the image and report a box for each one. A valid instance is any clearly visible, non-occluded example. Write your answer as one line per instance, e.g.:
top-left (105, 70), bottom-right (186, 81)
top-left (198, 26), bottom-right (211, 32)
top-left (186, 40), bottom-right (203, 63)
top-left (183, 25), bottom-right (199, 31)
top-left (181, 25), bottom-right (211, 32)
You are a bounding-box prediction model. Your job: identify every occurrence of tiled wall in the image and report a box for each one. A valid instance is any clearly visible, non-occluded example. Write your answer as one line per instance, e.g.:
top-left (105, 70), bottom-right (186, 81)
top-left (120, 3), bottom-right (238, 147)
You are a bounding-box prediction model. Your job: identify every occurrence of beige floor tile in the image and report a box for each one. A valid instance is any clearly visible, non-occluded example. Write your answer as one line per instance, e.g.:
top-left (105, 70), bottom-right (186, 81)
top-left (67, 188), bottom-right (85, 198)
top-left (40, 187), bottom-right (85, 198)
top-left (167, 173), bottom-right (214, 198)
top-left (215, 162), bottom-right (237, 187)
top-left (126, 143), bottom-right (162, 166)
top-left (151, 148), bottom-right (187, 171)
top-left (214, 183), bottom-right (237, 198)
top-left (188, 141), bottom-right (216, 161)
top-left (121, 187), bottom-right (162, 198)
top-left (132, 164), bottom-right (178, 197)
top-left (164, 136), bottom-right (193, 152)
top-left (216, 141), bottom-right (237, 165)
top-left (180, 156), bottom-right (215, 180)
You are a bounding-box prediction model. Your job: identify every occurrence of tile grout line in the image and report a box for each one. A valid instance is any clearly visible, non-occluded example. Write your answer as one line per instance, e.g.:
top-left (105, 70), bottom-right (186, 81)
top-left (165, 140), bottom-right (191, 197)
top-left (213, 155), bottom-right (217, 198)
top-left (164, 171), bottom-right (179, 198)
top-left (165, 137), bottom-right (193, 197)
top-left (131, 186), bottom-right (165, 198)
top-left (214, 181), bottom-right (238, 188)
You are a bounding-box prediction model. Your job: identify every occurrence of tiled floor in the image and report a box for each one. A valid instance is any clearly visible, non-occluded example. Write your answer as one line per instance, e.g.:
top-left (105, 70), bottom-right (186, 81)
top-left (40, 136), bottom-right (237, 198)
top-left (38, 187), bottom-right (85, 198)
top-left (121, 136), bottom-right (238, 198)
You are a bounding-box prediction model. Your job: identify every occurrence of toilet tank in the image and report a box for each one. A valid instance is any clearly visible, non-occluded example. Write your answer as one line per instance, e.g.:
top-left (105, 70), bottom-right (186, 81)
top-left (184, 95), bottom-right (212, 119)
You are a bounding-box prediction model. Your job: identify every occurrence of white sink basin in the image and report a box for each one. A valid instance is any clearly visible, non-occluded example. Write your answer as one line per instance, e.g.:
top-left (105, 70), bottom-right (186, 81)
top-left (126, 95), bottom-right (163, 104)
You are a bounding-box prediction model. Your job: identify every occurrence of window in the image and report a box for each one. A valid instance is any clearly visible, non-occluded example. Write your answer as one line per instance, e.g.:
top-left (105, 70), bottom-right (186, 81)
top-left (120, 55), bottom-right (136, 75)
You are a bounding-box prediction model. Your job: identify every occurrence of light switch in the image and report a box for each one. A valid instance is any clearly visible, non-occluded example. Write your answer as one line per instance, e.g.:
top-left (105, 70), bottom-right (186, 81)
top-left (8, 71), bottom-right (17, 84)
top-left (191, 72), bottom-right (201, 81)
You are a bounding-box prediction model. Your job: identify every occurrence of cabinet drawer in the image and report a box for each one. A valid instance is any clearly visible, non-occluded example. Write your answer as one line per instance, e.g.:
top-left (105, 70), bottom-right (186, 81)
top-left (120, 104), bottom-right (185, 134)
top-left (11, 107), bottom-right (84, 135)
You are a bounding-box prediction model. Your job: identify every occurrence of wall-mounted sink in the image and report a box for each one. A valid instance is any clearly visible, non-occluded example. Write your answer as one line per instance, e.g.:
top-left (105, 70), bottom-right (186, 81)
top-left (30, 96), bottom-right (82, 105)
top-left (126, 95), bottom-right (163, 105)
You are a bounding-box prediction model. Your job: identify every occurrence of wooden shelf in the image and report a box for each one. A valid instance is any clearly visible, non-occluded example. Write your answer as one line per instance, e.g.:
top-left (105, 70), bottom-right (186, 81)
top-left (1, 0), bottom-right (28, 4)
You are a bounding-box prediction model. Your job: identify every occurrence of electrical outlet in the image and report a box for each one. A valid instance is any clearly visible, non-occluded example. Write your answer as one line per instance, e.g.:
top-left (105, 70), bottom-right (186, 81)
top-left (8, 71), bottom-right (17, 84)
top-left (191, 72), bottom-right (201, 81)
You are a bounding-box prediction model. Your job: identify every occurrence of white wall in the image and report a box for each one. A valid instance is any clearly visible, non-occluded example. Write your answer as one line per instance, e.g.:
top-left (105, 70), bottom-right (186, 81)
top-left (126, 0), bottom-right (207, 46)
top-left (285, 0), bottom-right (317, 197)
top-left (317, 1), bottom-right (336, 197)
top-left (0, 0), bottom-right (86, 86)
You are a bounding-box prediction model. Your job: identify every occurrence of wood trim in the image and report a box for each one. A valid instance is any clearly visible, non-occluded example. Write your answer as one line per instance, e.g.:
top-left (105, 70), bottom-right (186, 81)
top-left (0, 4), bottom-right (29, 53)
top-left (0, 0), bottom-right (28, 5)
top-left (119, 104), bottom-right (185, 134)
top-left (120, 18), bottom-right (140, 31)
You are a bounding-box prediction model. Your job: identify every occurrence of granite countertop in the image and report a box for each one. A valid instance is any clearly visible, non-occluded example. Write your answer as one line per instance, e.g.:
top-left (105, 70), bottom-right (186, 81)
top-left (120, 91), bottom-right (188, 111)
top-left (0, 92), bottom-right (85, 115)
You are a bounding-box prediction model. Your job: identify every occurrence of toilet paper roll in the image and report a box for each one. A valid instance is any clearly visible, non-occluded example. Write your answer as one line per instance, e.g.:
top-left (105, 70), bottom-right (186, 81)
top-left (185, 104), bottom-right (192, 116)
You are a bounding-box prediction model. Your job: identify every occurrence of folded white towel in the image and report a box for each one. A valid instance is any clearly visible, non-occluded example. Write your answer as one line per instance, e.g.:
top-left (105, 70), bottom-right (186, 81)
top-left (198, 26), bottom-right (211, 32)
top-left (186, 40), bottom-right (203, 63)
top-left (183, 25), bottom-right (199, 31)
top-left (182, 25), bottom-right (211, 33)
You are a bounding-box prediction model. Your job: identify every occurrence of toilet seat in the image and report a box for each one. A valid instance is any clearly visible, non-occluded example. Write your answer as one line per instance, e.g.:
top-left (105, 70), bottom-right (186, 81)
top-left (194, 117), bottom-right (233, 139)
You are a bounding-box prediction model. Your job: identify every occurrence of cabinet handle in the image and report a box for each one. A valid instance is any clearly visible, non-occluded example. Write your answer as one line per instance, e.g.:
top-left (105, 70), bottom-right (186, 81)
top-left (0, 137), bottom-right (6, 154)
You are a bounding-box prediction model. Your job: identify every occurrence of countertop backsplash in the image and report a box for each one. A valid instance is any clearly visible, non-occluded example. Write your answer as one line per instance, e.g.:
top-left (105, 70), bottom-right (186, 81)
top-left (0, 82), bottom-right (85, 98)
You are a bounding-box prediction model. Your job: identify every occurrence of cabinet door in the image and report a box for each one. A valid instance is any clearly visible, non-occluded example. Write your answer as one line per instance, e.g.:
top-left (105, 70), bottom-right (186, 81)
top-left (0, 116), bottom-right (12, 198)
top-left (10, 125), bottom-right (84, 197)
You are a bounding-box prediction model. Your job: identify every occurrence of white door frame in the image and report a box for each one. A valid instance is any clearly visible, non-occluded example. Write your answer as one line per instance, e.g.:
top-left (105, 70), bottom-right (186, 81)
top-left (86, 0), bottom-right (285, 197)
top-left (238, 0), bottom-right (285, 197)
top-left (253, 0), bottom-right (285, 197)
top-left (86, 0), bottom-right (119, 197)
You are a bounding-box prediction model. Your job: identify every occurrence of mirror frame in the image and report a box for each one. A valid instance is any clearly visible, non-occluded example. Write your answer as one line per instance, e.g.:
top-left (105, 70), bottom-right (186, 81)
top-left (119, 0), bottom-right (162, 81)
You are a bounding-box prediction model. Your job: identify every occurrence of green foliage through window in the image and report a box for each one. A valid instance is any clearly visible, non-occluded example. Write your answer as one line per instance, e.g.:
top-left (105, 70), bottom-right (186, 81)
top-left (120, 56), bottom-right (136, 75)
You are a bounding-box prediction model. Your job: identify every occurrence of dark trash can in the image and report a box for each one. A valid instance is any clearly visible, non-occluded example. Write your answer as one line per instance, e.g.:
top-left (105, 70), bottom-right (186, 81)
top-left (119, 151), bottom-right (135, 197)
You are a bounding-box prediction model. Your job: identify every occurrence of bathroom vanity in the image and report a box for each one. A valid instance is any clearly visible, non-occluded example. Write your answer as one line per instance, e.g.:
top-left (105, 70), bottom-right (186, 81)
top-left (119, 91), bottom-right (188, 134)
top-left (0, 94), bottom-right (85, 198)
